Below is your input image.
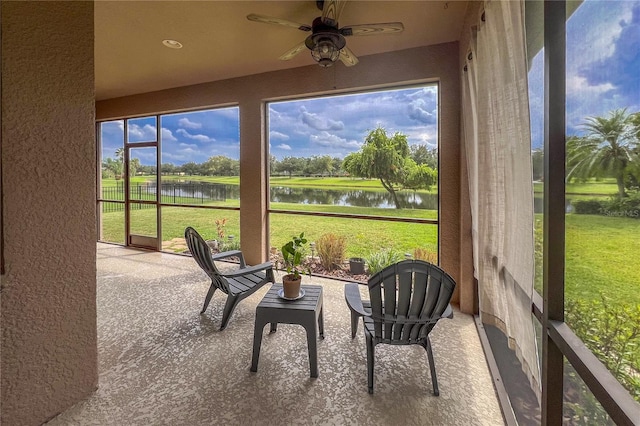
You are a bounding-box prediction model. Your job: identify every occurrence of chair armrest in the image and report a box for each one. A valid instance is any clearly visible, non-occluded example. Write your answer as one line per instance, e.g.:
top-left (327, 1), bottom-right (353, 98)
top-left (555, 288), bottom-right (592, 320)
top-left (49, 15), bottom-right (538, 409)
top-left (222, 262), bottom-right (273, 278)
top-left (212, 250), bottom-right (245, 268)
top-left (344, 283), bottom-right (370, 317)
top-left (442, 304), bottom-right (453, 319)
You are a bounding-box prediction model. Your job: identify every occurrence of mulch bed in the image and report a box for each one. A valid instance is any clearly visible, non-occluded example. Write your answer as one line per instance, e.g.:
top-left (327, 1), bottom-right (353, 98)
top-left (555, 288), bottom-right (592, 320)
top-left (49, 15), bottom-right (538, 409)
top-left (186, 244), bottom-right (370, 284)
top-left (269, 254), bottom-right (369, 284)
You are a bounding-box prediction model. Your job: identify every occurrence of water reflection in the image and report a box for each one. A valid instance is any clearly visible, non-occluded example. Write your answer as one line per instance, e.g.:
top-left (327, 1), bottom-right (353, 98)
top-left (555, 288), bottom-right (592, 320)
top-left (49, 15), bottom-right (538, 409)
top-left (144, 181), bottom-right (438, 209)
top-left (269, 186), bottom-right (437, 209)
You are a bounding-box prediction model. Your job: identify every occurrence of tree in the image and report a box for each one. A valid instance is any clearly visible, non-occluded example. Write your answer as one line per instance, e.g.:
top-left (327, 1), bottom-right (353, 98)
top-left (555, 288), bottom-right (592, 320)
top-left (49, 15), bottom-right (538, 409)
top-left (102, 157), bottom-right (120, 179)
top-left (403, 159), bottom-right (438, 191)
top-left (304, 155), bottom-right (333, 176)
top-left (181, 162), bottom-right (199, 176)
top-left (567, 109), bottom-right (638, 198)
top-left (331, 157), bottom-right (344, 176)
top-left (129, 157), bottom-right (141, 176)
top-left (269, 155), bottom-right (277, 176)
top-left (410, 144), bottom-right (438, 169)
top-left (532, 149), bottom-right (544, 181)
top-left (630, 112), bottom-right (640, 141)
top-left (161, 163), bottom-right (177, 175)
top-left (203, 155), bottom-right (239, 176)
top-left (275, 156), bottom-right (304, 178)
top-left (342, 127), bottom-right (436, 209)
top-left (113, 148), bottom-right (125, 179)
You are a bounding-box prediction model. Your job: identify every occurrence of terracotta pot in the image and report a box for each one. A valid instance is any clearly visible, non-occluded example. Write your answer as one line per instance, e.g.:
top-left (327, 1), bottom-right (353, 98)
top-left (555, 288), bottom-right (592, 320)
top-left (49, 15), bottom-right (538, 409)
top-left (282, 274), bottom-right (302, 298)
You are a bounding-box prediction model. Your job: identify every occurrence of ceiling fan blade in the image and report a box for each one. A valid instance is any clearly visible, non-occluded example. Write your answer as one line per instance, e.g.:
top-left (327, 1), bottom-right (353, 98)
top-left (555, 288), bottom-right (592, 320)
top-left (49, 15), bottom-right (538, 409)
top-left (321, 0), bottom-right (347, 27)
top-left (279, 42), bottom-right (308, 61)
top-left (341, 22), bottom-right (404, 36)
top-left (338, 46), bottom-right (359, 67)
top-left (246, 14), bottom-right (311, 32)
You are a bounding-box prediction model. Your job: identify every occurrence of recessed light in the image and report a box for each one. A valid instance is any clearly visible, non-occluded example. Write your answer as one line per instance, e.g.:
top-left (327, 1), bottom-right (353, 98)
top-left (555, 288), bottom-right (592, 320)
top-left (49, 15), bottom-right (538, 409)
top-left (162, 39), bottom-right (183, 49)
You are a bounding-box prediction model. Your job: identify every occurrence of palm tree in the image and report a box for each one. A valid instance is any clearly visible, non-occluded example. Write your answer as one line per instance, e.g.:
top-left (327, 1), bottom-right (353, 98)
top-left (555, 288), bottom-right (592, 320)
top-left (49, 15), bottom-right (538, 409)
top-left (112, 147), bottom-right (125, 179)
top-left (567, 109), bottom-right (637, 198)
top-left (115, 147), bottom-right (124, 163)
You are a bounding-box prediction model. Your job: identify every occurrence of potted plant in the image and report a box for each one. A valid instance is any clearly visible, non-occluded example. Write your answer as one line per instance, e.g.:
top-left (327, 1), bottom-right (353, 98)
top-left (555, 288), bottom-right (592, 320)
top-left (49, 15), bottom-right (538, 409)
top-left (281, 232), bottom-right (308, 298)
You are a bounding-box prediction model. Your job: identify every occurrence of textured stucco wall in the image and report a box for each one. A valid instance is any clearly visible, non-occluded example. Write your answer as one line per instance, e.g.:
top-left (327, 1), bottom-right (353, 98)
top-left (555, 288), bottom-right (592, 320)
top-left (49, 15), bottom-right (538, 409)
top-left (1, 2), bottom-right (97, 424)
top-left (96, 42), bottom-right (465, 303)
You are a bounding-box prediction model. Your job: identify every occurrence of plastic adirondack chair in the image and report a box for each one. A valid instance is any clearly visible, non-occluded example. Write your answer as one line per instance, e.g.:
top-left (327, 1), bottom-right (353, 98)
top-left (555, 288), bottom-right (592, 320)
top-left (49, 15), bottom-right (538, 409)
top-left (344, 260), bottom-right (456, 395)
top-left (185, 226), bottom-right (275, 330)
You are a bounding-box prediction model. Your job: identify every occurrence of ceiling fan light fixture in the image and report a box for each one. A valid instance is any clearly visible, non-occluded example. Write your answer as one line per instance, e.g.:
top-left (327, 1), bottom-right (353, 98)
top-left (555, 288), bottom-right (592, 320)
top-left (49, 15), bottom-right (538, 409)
top-left (311, 39), bottom-right (340, 67)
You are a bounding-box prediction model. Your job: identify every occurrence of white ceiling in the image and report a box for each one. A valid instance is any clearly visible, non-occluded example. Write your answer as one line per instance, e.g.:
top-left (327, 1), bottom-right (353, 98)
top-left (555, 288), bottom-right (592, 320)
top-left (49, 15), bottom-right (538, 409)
top-left (95, 1), bottom-right (469, 100)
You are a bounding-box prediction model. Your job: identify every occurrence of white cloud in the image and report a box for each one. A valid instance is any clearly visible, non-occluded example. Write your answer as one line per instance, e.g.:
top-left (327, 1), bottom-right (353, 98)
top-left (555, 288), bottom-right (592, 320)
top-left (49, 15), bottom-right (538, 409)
top-left (179, 143), bottom-right (198, 149)
top-left (402, 126), bottom-right (439, 147)
top-left (178, 117), bottom-right (202, 129)
top-left (408, 98), bottom-right (437, 124)
top-left (128, 124), bottom-right (156, 141)
top-left (276, 143), bottom-right (292, 150)
top-left (212, 107), bottom-right (240, 120)
top-left (300, 106), bottom-right (344, 131)
top-left (567, 74), bottom-right (615, 97)
top-left (567, 3), bottom-right (634, 72)
top-left (176, 128), bottom-right (215, 143)
top-left (310, 131), bottom-right (361, 149)
top-left (270, 131), bottom-right (290, 141)
top-left (161, 128), bottom-right (177, 142)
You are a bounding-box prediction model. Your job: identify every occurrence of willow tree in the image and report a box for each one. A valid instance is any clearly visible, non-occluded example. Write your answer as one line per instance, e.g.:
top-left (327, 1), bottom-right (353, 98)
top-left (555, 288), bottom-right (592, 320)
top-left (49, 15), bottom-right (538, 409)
top-left (342, 127), bottom-right (437, 209)
top-left (567, 109), bottom-right (638, 198)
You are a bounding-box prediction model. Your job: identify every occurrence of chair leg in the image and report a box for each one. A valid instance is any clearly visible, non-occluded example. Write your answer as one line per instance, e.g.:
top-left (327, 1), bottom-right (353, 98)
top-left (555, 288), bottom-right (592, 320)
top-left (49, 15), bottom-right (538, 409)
top-left (366, 333), bottom-right (375, 394)
top-left (220, 294), bottom-right (241, 331)
top-left (424, 336), bottom-right (440, 396)
top-left (200, 284), bottom-right (217, 314)
top-left (350, 311), bottom-right (360, 338)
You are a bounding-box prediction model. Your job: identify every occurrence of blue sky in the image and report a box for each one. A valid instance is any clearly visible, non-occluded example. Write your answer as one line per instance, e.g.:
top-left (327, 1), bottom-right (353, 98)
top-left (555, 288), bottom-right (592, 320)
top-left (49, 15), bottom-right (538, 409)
top-left (268, 86), bottom-right (438, 160)
top-left (529, 0), bottom-right (640, 148)
top-left (100, 86), bottom-right (437, 166)
top-left (101, 0), bottom-right (639, 163)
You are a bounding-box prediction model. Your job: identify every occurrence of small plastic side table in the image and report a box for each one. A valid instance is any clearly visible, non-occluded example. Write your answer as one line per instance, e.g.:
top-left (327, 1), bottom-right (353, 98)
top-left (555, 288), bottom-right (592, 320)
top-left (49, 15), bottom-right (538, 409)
top-left (250, 284), bottom-right (324, 378)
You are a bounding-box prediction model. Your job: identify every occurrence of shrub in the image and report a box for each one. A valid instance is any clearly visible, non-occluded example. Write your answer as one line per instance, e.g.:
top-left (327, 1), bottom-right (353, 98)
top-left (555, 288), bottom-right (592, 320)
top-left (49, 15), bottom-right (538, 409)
top-left (602, 192), bottom-right (640, 219)
top-left (566, 294), bottom-right (640, 403)
top-left (316, 233), bottom-right (347, 271)
top-left (215, 218), bottom-right (227, 239)
top-left (220, 239), bottom-right (241, 252)
top-left (365, 248), bottom-right (404, 275)
top-left (572, 194), bottom-right (640, 218)
top-left (413, 247), bottom-right (437, 264)
top-left (572, 199), bottom-right (606, 215)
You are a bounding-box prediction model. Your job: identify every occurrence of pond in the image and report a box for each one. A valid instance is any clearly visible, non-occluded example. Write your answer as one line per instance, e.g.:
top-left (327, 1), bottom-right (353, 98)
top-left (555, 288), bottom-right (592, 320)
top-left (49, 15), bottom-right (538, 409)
top-left (147, 181), bottom-right (438, 209)
top-left (270, 186), bottom-right (438, 209)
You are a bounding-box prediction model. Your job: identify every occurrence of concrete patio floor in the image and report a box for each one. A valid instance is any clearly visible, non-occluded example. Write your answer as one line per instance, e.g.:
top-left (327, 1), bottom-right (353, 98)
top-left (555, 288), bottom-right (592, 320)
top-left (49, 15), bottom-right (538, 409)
top-left (47, 243), bottom-right (504, 425)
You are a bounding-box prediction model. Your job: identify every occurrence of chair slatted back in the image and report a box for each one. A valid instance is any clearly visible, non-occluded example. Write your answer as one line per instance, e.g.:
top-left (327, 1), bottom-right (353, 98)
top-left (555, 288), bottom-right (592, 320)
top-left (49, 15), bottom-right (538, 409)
top-left (184, 227), bottom-right (230, 294)
top-left (367, 260), bottom-right (456, 344)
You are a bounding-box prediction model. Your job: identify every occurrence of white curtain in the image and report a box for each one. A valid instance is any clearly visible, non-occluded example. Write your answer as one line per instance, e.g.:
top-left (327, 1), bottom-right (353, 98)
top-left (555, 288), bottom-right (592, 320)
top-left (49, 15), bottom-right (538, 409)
top-left (461, 0), bottom-right (541, 395)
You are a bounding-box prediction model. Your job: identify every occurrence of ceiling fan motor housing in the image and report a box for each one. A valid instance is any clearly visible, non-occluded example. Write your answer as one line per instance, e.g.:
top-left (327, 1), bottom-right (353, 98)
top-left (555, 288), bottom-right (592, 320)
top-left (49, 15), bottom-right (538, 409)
top-left (305, 17), bottom-right (346, 67)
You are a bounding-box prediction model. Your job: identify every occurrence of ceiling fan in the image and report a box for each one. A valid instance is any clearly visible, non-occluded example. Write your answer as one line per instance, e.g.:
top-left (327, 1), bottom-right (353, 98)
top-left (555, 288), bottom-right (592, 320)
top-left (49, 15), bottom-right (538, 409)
top-left (247, 0), bottom-right (404, 68)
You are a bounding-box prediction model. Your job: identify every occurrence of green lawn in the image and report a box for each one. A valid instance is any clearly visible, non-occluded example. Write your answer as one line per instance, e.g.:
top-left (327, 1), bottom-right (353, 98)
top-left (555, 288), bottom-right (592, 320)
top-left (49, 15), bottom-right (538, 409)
top-left (564, 214), bottom-right (640, 306)
top-left (534, 213), bottom-right (640, 307)
top-left (534, 178), bottom-right (618, 195)
top-left (101, 204), bottom-right (437, 260)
